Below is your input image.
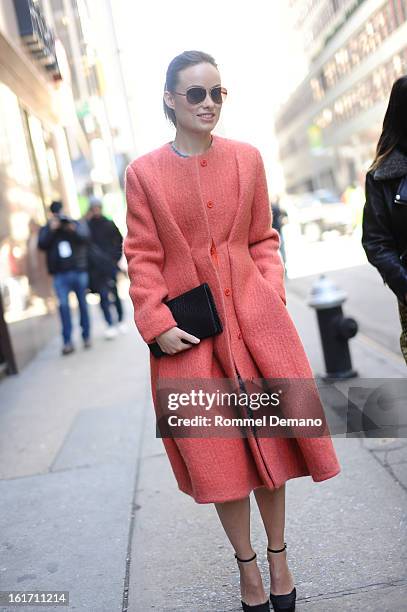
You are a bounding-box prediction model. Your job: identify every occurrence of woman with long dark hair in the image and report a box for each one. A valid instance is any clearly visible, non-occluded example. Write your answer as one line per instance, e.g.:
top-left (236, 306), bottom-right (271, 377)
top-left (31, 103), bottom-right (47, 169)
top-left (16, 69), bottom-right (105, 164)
top-left (124, 50), bottom-right (341, 611)
top-left (362, 75), bottom-right (407, 363)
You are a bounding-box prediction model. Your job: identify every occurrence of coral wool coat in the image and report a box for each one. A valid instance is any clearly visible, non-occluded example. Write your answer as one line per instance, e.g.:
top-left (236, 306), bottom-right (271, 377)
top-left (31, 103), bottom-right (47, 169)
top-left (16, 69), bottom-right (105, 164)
top-left (124, 133), bottom-right (341, 504)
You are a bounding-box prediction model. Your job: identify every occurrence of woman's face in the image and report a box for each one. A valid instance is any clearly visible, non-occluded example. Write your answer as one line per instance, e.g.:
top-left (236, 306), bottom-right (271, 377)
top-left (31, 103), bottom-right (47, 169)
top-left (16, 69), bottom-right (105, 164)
top-left (164, 62), bottom-right (223, 134)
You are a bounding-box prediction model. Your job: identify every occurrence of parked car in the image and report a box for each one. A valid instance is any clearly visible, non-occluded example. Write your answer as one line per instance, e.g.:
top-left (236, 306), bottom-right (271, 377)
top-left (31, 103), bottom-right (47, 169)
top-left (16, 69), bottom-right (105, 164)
top-left (283, 190), bottom-right (354, 242)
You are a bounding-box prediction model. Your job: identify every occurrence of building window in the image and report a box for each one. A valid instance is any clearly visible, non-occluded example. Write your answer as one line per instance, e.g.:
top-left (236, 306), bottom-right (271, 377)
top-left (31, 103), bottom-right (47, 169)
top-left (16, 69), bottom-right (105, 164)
top-left (314, 45), bottom-right (407, 129)
top-left (312, 0), bottom-right (407, 100)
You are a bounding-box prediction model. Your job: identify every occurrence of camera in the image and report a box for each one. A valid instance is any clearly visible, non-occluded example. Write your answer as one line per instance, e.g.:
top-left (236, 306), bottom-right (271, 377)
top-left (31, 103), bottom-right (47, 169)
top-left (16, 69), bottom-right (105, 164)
top-left (58, 214), bottom-right (72, 225)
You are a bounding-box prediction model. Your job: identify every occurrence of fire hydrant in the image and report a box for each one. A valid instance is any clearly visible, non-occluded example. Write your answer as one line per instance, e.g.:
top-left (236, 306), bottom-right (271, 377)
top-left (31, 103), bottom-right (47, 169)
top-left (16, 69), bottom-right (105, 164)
top-left (308, 275), bottom-right (358, 379)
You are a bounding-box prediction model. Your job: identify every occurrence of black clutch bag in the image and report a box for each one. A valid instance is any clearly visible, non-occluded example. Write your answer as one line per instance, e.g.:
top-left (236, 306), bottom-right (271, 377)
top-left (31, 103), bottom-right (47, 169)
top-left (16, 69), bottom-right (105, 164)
top-left (147, 282), bottom-right (223, 358)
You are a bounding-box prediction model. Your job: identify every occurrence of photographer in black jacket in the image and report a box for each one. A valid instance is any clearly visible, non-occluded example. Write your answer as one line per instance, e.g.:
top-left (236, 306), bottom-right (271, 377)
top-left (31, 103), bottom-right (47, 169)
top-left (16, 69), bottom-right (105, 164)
top-left (362, 75), bottom-right (407, 364)
top-left (38, 201), bottom-right (91, 355)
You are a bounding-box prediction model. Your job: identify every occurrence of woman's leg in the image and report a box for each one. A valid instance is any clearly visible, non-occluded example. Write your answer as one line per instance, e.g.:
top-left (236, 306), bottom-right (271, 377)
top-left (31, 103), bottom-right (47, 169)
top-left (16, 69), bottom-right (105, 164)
top-left (253, 485), bottom-right (295, 595)
top-left (98, 283), bottom-right (114, 326)
top-left (214, 497), bottom-right (267, 605)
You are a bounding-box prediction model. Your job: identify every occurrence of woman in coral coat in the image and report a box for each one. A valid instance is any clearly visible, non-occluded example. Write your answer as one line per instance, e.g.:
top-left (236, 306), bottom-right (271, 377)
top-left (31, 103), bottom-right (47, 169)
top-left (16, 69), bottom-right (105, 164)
top-left (124, 50), bottom-right (341, 612)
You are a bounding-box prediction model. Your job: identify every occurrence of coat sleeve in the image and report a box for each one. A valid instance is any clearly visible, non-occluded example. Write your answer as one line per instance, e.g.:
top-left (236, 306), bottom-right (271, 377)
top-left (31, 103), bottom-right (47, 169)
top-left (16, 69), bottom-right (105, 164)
top-left (110, 221), bottom-right (123, 263)
top-left (248, 148), bottom-right (286, 305)
top-left (70, 220), bottom-right (90, 243)
top-left (37, 224), bottom-right (55, 250)
top-left (123, 163), bottom-right (178, 344)
top-left (362, 172), bottom-right (407, 305)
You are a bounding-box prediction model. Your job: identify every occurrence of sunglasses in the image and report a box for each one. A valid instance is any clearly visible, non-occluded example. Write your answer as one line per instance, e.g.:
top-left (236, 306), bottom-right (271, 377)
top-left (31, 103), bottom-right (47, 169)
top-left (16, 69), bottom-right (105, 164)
top-left (173, 85), bottom-right (228, 105)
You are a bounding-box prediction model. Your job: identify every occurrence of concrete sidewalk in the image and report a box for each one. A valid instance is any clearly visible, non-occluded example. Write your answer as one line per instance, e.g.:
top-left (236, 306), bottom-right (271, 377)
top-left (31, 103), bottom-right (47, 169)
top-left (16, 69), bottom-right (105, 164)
top-left (0, 289), bottom-right (406, 611)
top-left (0, 300), bottom-right (148, 612)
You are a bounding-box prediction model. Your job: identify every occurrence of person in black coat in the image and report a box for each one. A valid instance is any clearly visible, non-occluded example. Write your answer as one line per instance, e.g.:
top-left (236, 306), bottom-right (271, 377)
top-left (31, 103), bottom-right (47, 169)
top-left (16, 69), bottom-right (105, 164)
top-left (86, 198), bottom-right (124, 338)
top-left (362, 75), bottom-right (407, 364)
top-left (38, 200), bottom-right (91, 355)
top-left (271, 195), bottom-right (288, 272)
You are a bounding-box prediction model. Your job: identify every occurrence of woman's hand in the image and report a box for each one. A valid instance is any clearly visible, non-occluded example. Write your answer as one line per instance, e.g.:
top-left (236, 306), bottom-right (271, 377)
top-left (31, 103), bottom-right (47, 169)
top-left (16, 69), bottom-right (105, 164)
top-left (155, 326), bottom-right (200, 355)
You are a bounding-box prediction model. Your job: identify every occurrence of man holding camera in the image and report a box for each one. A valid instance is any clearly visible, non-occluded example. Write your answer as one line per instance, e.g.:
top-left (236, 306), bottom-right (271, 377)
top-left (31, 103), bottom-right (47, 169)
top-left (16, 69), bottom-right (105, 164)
top-left (38, 201), bottom-right (91, 355)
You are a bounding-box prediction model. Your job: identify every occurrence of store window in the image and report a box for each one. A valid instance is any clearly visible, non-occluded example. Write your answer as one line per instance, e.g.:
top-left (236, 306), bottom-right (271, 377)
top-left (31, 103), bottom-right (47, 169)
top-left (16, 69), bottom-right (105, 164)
top-left (0, 81), bottom-right (59, 366)
top-left (26, 113), bottom-right (60, 207)
top-left (0, 83), bottom-right (36, 188)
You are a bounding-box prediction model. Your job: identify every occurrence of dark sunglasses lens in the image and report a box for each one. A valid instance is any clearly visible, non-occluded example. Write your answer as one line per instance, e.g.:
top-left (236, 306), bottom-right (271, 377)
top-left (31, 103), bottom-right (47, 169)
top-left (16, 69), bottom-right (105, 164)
top-left (186, 87), bottom-right (206, 104)
top-left (210, 87), bottom-right (223, 104)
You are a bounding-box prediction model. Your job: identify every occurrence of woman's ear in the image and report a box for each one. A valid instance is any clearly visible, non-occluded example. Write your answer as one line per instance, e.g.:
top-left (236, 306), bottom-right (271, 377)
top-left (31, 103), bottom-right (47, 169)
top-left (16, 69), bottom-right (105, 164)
top-left (163, 89), bottom-right (175, 111)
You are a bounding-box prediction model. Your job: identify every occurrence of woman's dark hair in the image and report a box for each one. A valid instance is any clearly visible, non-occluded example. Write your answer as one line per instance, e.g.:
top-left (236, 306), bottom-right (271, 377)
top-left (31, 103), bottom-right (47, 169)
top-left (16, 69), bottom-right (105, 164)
top-left (163, 50), bottom-right (218, 128)
top-left (369, 74), bottom-right (407, 171)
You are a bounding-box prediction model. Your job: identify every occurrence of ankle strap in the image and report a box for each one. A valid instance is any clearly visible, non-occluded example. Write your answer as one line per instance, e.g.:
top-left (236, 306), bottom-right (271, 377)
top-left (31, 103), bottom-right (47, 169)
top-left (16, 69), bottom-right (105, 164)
top-left (234, 551), bottom-right (257, 563)
top-left (267, 542), bottom-right (287, 553)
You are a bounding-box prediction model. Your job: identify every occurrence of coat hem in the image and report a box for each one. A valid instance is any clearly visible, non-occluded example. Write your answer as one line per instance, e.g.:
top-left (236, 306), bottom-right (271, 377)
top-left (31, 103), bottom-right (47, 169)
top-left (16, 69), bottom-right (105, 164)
top-left (310, 466), bottom-right (341, 482)
top-left (176, 484), bottom-right (268, 504)
top-left (176, 465), bottom-right (341, 504)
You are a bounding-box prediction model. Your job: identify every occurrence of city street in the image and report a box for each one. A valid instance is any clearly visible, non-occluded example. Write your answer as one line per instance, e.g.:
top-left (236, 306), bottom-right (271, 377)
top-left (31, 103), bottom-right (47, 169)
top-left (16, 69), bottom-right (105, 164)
top-left (1, 0), bottom-right (407, 610)
top-left (0, 272), bottom-right (406, 611)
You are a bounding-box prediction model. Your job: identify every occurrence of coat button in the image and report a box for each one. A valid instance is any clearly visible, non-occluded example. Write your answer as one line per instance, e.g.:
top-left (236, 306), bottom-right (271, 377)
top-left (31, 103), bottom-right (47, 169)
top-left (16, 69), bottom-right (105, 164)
top-left (224, 288), bottom-right (231, 296)
top-left (237, 331), bottom-right (242, 339)
top-left (207, 200), bottom-right (214, 208)
top-left (200, 159), bottom-right (207, 167)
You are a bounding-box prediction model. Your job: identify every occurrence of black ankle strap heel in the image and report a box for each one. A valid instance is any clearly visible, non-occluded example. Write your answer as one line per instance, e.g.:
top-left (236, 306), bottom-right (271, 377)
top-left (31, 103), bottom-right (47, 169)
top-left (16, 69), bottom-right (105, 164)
top-left (234, 551), bottom-right (270, 612)
top-left (235, 551), bottom-right (258, 563)
top-left (267, 544), bottom-right (287, 554)
top-left (267, 543), bottom-right (296, 612)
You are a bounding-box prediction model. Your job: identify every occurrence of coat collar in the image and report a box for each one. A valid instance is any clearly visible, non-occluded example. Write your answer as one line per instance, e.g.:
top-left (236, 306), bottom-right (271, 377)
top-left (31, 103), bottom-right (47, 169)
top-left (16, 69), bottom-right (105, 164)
top-left (373, 147), bottom-right (407, 180)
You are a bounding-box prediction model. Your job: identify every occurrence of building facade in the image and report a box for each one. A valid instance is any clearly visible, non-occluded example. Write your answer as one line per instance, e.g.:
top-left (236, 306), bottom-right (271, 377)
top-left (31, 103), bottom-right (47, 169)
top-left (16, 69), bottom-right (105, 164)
top-left (275, 0), bottom-right (407, 193)
top-left (0, 0), bottom-right (78, 374)
top-left (39, 0), bottom-right (131, 202)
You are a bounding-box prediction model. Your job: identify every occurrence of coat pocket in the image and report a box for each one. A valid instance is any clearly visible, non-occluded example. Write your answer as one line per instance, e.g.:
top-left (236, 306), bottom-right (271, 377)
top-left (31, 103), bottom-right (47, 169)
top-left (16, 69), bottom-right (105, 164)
top-left (250, 258), bottom-right (286, 305)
